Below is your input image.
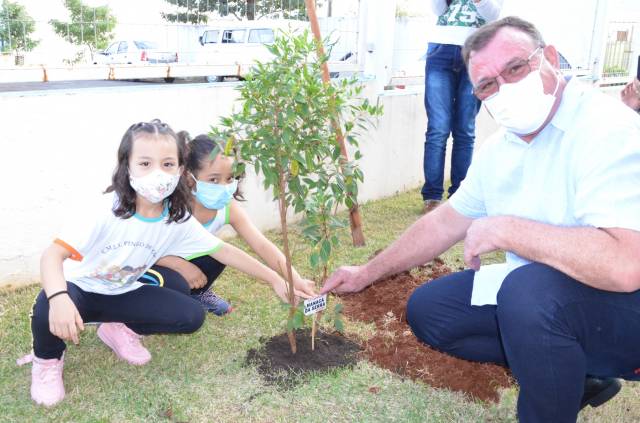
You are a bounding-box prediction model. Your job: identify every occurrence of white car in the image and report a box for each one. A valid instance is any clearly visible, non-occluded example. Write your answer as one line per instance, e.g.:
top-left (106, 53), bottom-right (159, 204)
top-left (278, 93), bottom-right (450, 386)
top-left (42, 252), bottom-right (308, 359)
top-left (197, 20), bottom-right (307, 80)
top-left (94, 40), bottom-right (178, 65)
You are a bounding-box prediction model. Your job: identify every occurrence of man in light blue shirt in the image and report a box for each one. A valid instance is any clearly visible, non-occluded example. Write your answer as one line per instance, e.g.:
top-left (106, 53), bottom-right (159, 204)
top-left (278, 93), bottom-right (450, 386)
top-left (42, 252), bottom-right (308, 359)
top-left (323, 17), bottom-right (640, 423)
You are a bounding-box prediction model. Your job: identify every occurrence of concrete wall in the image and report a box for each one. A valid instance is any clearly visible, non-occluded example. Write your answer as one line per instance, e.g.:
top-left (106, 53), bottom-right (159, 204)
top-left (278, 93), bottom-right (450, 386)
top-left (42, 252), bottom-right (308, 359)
top-left (0, 81), bottom-right (497, 288)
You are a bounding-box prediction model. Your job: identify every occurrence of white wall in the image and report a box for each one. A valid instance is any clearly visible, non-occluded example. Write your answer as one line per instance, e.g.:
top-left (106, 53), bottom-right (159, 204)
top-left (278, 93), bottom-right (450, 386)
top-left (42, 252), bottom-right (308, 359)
top-left (0, 81), bottom-right (497, 288)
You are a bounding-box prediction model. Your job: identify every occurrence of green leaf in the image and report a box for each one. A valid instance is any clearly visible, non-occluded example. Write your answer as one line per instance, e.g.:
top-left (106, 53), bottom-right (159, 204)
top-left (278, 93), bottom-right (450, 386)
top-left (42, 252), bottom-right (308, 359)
top-left (292, 309), bottom-right (304, 329)
top-left (334, 318), bottom-right (345, 334)
top-left (334, 303), bottom-right (344, 314)
top-left (310, 252), bottom-right (321, 268)
top-left (208, 144), bottom-right (221, 161)
top-left (344, 121), bottom-right (354, 132)
top-left (345, 196), bottom-right (354, 209)
top-left (320, 239), bottom-right (331, 263)
top-left (233, 162), bottom-right (246, 178)
top-left (224, 137), bottom-right (234, 156)
top-left (287, 317), bottom-right (296, 331)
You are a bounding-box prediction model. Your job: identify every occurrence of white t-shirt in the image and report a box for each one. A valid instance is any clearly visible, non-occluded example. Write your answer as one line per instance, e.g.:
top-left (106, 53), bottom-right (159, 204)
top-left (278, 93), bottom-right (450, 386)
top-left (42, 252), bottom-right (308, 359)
top-left (202, 203), bottom-right (231, 234)
top-left (56, 192), bottom-right (222, 295)
top-left (449, 78), bottom-right (640, 304)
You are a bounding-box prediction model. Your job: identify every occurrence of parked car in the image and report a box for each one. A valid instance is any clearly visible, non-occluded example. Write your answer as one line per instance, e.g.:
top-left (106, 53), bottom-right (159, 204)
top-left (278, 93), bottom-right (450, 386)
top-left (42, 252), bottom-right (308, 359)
top-left (93, 40), bottom-right (178, 65)
top-left (197, 20), bottom-right (306, 81)
top-left (556, 51), bottom-right (591, 79)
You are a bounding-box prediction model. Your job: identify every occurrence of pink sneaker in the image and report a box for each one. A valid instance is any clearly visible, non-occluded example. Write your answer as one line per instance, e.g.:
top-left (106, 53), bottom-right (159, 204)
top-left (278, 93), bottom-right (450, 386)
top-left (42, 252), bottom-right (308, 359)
top-left (97, 323), bottom-right (151, 365)
top-left (30, 354), bottom-right (65, 407)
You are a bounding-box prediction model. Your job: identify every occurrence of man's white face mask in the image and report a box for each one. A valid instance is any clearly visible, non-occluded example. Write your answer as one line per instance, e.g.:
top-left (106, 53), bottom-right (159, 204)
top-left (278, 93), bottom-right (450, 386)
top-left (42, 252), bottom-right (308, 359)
top-left (484, 56), bottom-right (560, 136)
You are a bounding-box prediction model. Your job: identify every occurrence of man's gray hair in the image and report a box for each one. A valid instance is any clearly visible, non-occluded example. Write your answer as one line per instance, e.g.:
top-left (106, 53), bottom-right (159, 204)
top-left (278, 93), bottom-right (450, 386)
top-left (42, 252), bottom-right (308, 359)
top-left (462, 16), bottom-right (546, 65)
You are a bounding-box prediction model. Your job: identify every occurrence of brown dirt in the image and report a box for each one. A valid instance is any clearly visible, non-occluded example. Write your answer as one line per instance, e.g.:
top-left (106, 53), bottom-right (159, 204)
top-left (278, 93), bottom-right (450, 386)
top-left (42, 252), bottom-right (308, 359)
top-left (341, 258), bottom-right (514, 402)
top-left (246, 328), bottom-right (360, 388)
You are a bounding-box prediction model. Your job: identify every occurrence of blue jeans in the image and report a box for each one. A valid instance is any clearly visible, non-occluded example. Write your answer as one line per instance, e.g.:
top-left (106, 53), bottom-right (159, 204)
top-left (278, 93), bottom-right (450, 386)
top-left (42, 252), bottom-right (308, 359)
top-left (406, 263), bottom-right (640, 423)
top-left (421, 43), bottom-right (480, 201)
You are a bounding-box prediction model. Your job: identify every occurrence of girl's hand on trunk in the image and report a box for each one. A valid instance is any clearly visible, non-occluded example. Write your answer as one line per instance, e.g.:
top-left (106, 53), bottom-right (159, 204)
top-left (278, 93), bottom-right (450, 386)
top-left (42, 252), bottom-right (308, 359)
top-left (293, 276), bottom-right (317, 297)
top-left (272, 278), bottom-right (314, 303)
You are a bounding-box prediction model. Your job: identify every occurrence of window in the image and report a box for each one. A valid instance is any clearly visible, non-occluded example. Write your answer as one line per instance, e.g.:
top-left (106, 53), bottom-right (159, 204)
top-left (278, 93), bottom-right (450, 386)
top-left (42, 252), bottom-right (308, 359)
top-left (117, 42), bottom-right (128, 53)
top-left (105, 42), bottom-right (118, 55)
top-left (222, 29), bottom-right (246, 44)
top-left (558, 52), bottom-right (571, 71)
top-left (202, 30), bottom-right (219, 44)
top-left (248, 29), bottom-right (274, 44)
top-left (134, 41), bottom-right (157, 49)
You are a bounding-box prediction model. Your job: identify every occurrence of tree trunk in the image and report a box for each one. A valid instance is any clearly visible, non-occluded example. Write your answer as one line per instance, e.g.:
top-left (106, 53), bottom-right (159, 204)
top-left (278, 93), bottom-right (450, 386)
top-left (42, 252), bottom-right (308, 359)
top-left (278, 172), bottom-right (297, 354)
top-left (247, 0), bottom-right (255, 20)
top-left (348, 203), bottom-right (365, 246)
top-left (86, 43), bottom-right (94, 63)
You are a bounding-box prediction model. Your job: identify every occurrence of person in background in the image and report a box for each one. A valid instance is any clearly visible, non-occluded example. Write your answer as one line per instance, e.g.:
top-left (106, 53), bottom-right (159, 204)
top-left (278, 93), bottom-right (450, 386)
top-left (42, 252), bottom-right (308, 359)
top-left (621, 77), bottom-right (640, 112)
top-left (621, 55), bottom-right (640, 112)
top-left (421, 0), bottom-right (503, 213)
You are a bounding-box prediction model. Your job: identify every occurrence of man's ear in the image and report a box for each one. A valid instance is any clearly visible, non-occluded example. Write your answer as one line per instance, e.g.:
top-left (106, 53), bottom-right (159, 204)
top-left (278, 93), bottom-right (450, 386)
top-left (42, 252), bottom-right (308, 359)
top-left (543, 45), bottom-right (560, 70)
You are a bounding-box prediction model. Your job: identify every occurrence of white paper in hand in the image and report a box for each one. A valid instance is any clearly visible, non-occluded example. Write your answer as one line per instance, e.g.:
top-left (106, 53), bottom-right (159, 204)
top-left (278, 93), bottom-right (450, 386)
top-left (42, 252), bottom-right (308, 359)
top-left (470, 263), bottom-right (510, 306)
top-left (303, 294), bottom-right (327, 316)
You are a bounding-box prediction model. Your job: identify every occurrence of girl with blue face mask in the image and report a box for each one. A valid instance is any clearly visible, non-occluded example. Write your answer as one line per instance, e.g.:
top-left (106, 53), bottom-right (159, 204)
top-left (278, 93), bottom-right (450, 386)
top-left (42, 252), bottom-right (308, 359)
top-left (143, 134), bottom-right (317, 315)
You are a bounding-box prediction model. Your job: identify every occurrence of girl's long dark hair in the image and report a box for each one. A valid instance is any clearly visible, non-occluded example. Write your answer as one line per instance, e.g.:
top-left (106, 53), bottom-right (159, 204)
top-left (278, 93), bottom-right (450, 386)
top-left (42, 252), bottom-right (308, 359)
top-left (105, 119), bottom-right (192, 223)
top-left (185, 133), bottom-right (245, 202)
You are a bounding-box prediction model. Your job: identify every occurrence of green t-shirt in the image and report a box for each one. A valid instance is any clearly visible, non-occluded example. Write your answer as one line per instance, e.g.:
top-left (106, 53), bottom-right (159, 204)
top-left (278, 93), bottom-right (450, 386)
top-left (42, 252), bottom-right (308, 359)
top-left (437, 0), bottom-right (486, 28)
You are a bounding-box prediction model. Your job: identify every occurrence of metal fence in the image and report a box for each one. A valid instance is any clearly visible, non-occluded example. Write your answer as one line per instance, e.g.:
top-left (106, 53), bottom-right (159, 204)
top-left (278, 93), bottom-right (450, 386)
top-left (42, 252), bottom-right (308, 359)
top-left (0, 14), bottom-right (359, 68)
top-left (160, 0), bottom-right (313, 22)
top-left (0, 18), bottom-right (34, 53)
top-left (602, 21), bottom-right (636, 79)
top-left (0, 0), bottom-right (338, 61)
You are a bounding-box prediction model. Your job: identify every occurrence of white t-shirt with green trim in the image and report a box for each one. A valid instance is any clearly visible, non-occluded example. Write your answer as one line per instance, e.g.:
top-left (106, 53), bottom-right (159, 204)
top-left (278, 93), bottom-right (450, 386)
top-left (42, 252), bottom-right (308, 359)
top-left (202, 203), bottom-right (231, 235)
top-left (57, 192), bottom-right (222, 295)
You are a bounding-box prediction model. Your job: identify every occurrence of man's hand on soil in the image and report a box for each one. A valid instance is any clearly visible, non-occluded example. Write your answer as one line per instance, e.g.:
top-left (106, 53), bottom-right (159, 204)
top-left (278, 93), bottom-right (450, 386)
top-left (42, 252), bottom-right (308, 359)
top-left (321, 265), bottom-right (368, 295)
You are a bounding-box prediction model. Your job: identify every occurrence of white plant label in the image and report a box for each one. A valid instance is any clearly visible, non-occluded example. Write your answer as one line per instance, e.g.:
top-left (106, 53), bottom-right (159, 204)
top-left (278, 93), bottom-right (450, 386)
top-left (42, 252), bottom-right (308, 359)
top-left (303, 294), bottom-right (327, 316)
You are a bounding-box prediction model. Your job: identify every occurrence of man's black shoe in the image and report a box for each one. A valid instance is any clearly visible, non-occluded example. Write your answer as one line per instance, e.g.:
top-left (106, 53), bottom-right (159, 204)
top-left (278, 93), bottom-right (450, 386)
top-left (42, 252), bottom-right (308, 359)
top-left (580, 377), bottom-right (622, 410)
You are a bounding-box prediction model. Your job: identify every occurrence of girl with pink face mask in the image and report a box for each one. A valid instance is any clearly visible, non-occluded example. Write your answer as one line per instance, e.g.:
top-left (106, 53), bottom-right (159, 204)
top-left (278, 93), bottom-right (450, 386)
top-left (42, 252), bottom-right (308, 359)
top-left (21, 120), bottom-right (312, 408)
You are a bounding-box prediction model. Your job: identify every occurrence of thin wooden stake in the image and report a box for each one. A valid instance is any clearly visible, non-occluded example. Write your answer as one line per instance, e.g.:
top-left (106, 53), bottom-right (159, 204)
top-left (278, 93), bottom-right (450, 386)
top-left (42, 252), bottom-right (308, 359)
top-left (311, 313), bottom-right (317, 351)
top-left (304, 0), bottom-right (366, 247)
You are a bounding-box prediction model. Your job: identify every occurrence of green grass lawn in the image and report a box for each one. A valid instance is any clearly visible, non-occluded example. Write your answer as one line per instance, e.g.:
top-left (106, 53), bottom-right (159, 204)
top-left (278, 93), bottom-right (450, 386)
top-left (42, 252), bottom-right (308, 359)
top-left (1, 189), bottom-right (638, 422)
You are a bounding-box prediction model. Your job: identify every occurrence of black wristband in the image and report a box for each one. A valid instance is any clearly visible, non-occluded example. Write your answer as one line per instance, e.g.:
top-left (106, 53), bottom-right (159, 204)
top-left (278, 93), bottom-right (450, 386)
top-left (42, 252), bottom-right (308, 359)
top-left (47, 290), bottom-right (69, 302)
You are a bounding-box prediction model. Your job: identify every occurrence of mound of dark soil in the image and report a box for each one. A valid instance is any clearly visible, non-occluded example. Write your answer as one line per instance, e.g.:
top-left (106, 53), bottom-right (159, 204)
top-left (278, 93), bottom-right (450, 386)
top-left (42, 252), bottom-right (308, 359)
top-left (246, 328), bottom-right (360, 388)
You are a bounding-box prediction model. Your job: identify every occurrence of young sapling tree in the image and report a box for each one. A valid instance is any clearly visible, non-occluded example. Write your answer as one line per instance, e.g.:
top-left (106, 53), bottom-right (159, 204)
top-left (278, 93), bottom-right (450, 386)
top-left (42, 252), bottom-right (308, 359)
top-left (222, 30), bottom-right (382, 353)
